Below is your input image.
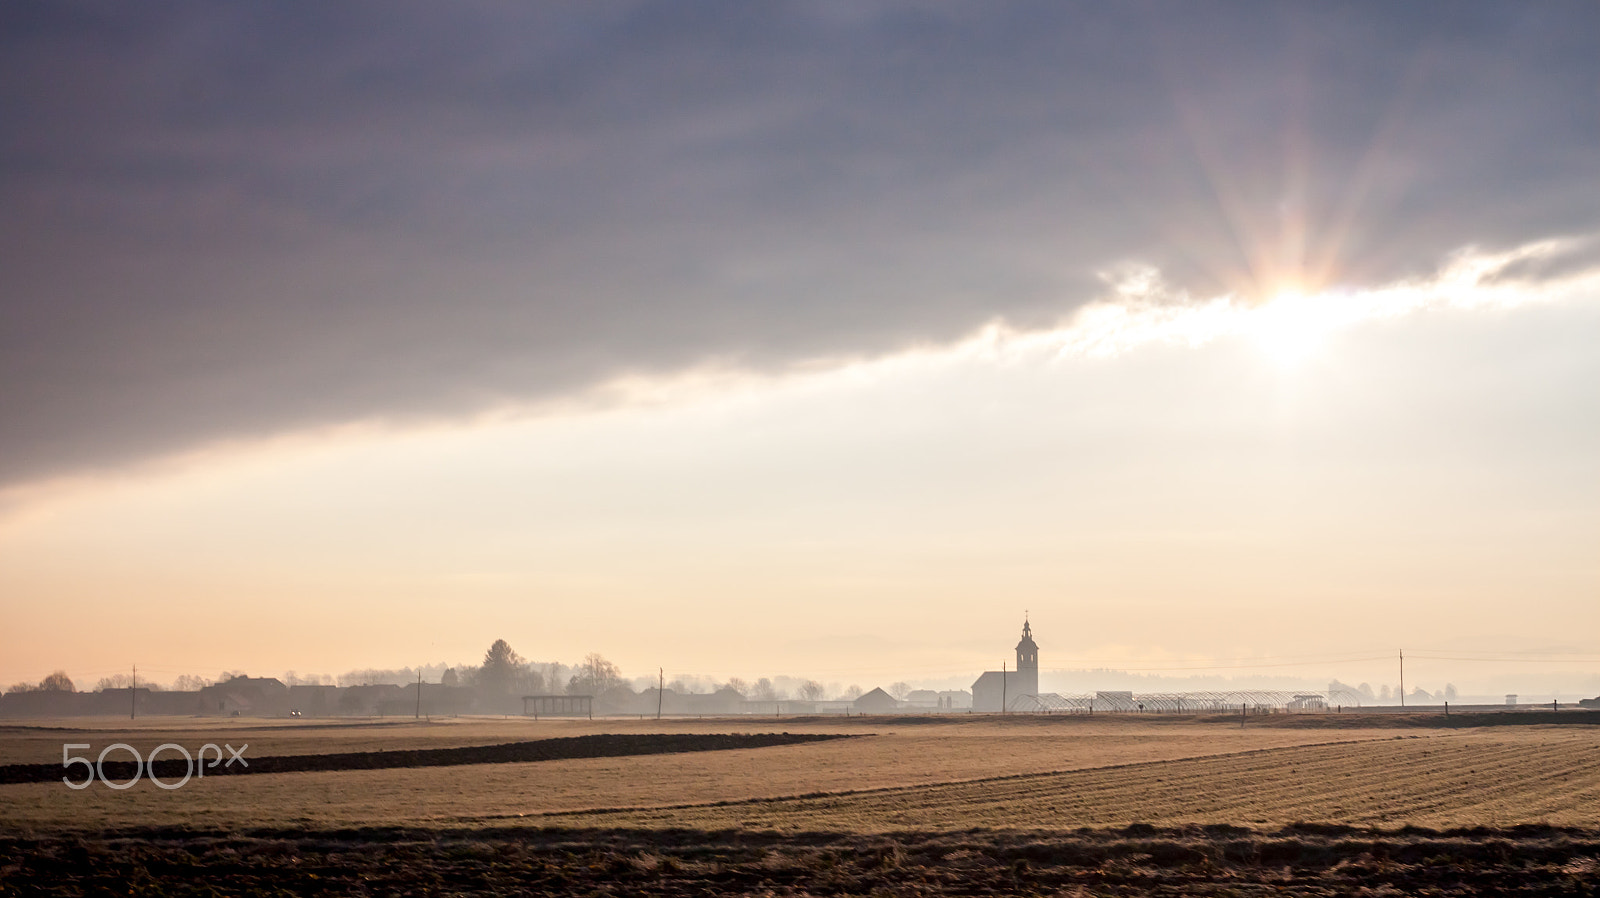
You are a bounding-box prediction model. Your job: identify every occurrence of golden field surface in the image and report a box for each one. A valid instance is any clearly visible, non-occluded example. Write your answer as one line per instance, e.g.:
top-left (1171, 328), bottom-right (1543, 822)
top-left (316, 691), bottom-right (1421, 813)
top-left (2, 713), bottom-right (1597, 834)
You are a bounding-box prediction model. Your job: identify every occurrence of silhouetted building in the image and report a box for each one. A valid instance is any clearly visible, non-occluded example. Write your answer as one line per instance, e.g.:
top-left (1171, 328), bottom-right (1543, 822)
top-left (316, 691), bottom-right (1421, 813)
top-left (198, 676), bottom-right (289, 716)
top-left (852, 687), bottom-right (898, 713)
top-left (904, 689), bottom-right (972, 711)
top-left (288, 684), bottom-right (338, 717)
top-left (972, 619), bottom-right (1040, 711)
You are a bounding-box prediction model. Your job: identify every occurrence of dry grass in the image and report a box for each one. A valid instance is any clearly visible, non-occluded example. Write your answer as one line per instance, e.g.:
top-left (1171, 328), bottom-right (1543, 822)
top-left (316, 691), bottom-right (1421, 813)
top-left (7, 714), bottom-right (1599, 894)
top-left (551, 729), bottom-right (1600, 831)
top-left (3, 715), bottom-right (1597, 834)
top-left (0, 716), bottom-right (646, 765)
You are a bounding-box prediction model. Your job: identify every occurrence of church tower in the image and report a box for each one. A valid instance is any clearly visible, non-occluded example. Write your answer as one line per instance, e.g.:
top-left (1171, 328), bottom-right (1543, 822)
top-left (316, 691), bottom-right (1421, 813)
top-left (1014, 618), bottom-right (1039, 697)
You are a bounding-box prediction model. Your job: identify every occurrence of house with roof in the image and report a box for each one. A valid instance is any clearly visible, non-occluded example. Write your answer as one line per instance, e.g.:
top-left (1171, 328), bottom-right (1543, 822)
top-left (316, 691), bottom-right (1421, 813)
top-left (852, 687), bottom-right (899, 714)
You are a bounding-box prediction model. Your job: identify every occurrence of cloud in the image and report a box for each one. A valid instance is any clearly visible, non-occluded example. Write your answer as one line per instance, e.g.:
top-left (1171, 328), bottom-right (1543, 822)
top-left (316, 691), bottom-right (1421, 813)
top-left (1, 1), bottom-right (1596, 487)
top-left (1047, 236), bottom-right (1600, 360)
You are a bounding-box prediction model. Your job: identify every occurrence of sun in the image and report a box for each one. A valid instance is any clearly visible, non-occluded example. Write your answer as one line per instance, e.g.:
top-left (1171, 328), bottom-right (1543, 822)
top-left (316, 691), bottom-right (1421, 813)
top-left (1248, 288), bottom-right (1329, 367)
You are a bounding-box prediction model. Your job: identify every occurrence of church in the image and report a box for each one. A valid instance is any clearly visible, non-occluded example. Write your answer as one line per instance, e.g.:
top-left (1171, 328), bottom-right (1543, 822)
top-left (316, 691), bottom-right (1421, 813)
top-left (971, 618), bottom-right (1039, 711)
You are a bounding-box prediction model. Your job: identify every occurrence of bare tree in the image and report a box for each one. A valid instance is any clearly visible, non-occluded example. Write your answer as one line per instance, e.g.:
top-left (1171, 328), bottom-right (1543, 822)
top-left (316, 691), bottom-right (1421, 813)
top-left (797, 680), bottom-right (826, 702)
top-left (39, 671), bottom-right (75, 692)
top-left (889, 681), bottom-right (911, 701)
top-left (752, 678), bottom-right (778, 702)
top-left (567, 653), bottom-right (623, 695)
top-left (725, 677), bottom-right (749, 696)
top-left (843, 684), bottom-right (863, 700)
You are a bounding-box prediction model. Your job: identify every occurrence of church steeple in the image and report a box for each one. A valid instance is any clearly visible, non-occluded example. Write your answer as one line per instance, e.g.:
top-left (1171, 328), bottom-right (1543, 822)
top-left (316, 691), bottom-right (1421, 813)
top-left (1015, 617), bottom-right (1038, 674)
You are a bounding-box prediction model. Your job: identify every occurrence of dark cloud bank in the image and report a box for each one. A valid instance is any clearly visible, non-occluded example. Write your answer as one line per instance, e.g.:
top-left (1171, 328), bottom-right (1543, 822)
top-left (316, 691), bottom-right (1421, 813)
top-left (2, 1), bottom-right (1596, 487)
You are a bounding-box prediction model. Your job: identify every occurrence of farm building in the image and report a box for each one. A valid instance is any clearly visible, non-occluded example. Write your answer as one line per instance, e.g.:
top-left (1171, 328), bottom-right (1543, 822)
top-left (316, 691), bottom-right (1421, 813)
top-left (852, 687), bottom-right (898, 713)
top-left (198, 676), bottom-right (290, 716)
top-left (904, 689), bottom-right (972, 710)
top-left (1011, 690), bottom-right (1341, 714)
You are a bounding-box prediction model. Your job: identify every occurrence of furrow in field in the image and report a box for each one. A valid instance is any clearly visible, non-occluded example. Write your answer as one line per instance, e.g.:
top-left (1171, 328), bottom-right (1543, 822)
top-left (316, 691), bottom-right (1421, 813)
top-left (545, 730), bottom-right (1600, 830)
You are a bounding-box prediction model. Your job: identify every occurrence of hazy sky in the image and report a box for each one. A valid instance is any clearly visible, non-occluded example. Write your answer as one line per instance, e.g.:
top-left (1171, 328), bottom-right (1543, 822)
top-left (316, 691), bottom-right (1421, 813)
top-left (2, 2), bottom-right (1597, 695)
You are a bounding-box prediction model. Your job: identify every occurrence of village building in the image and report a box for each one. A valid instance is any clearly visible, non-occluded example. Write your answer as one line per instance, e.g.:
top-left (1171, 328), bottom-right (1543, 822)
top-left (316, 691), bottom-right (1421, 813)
top-left (852, 687), bottom-right (899, 714)
top-left (971, 619), bottom-right (1039, 712)
top-left (903, 689), bottom-right (973, 711)
top-left (198, 676), bottom-right (290, 716)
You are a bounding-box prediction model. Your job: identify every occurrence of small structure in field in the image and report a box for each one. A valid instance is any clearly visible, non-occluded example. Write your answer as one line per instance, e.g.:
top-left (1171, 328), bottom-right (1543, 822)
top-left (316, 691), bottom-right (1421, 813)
top-left (524, 694), bottom-right (593, 718)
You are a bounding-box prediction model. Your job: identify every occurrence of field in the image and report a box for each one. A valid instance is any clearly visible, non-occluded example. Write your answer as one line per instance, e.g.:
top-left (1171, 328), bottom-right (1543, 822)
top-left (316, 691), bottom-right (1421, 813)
top-left (3, 712), bottom-right (1599, 894)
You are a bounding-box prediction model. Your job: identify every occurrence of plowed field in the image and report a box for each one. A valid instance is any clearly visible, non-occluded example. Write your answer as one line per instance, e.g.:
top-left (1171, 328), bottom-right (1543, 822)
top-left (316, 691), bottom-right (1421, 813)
top-left (549, 729), bottom-right (1600, 831)
top-left (3, 714), bottom-right (1598, 894)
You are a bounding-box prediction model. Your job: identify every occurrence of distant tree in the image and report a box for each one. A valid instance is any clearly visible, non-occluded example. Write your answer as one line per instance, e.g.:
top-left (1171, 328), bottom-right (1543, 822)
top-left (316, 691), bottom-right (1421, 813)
top-left (1379, 684), bottom-right (1392, 702)
top-left (798, 680), bottom-right (826, 702)
top-left (523, 667), bottom-right (546, 695)
top-left (889, 681), bottom-right (911, 700)
top-left (843, 684), bottom-right (863, 700)
top-left (725, 677), bottom-right (749, 696)
top-left (480, 639), bottom-right (527, 694)
top-left (567, 653), bottom-right (623, 695)
top-left (441, 668), bottom-right (460, 687)
top-left (39, 671), bottom-right (75, 692)
top-left (752, 678), bottom-right (778, 702)
top-left (218, 670), bottom-right (248, 682)
top-left (1444, 683), bottom-right (1459, 702)
top-left (5, 682), bottom-right (35, 695)
top-left (1357, 683), bottom-right (1376, 701)
top-left (171, 674), bottom-right (211, 692)
top-left (91, 674), bottom-right (161, 691)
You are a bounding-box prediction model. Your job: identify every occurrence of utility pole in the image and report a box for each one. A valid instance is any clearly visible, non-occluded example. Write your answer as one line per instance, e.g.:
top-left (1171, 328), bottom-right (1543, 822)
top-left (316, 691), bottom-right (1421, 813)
top-left (131, 664), bottom-right (136, 720)
top-left (1399, 650), bottom-right (1405, 708)
top-left (1002, 661), bottom-right (1007, 715)
top-left (657, 668), bottom-right (663, 720)
top-left (415, 668), bottom-right (422, 720)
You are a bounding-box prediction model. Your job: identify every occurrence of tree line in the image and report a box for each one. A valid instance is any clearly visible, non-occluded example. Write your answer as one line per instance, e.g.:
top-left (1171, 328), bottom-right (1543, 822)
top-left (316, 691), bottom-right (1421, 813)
top-left (3, 640), bottom-right (879, 703)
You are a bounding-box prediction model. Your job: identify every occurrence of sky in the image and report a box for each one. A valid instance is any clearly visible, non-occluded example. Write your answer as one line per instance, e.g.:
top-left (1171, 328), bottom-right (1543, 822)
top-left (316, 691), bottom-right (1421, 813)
top-left (2, 2), bottom-right (1597, 698)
